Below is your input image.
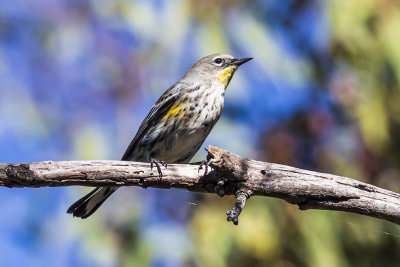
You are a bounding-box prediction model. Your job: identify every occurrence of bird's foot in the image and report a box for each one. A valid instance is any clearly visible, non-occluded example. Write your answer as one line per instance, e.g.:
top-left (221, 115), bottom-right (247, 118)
top-left (198, 160), bottom-right (209, 176)
top-left (150, 159), bottom-right (167, 178)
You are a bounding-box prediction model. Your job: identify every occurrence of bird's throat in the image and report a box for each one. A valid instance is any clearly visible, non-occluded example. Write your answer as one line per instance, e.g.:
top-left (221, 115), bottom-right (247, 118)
top-left (217, 66), bottom-right (237, 88)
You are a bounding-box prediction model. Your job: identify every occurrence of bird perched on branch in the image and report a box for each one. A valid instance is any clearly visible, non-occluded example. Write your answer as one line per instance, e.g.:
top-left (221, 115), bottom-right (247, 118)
top-left (67, 53), bottom-right (252, 218)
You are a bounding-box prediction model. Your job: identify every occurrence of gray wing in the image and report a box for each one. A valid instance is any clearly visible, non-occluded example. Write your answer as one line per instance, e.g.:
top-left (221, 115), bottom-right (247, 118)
top-left (121, 83), bottom-right (181, 161)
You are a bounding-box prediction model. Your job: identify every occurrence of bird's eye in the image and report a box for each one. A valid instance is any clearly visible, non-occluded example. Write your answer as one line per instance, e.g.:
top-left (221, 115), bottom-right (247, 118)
top-left (214, 58), bottom-right (223, 64)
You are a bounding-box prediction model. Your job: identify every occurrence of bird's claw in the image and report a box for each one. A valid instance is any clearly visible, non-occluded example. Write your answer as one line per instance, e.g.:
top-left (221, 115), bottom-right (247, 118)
top-left (160, 161), bottom-right (168, 168)
top-left (150, 159), bottom-right (167, 178)
top-left (198, 160), bottom-right (209, 176)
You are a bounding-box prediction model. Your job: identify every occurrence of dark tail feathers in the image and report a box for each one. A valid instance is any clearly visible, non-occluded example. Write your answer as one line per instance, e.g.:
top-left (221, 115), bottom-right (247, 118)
top-left (67, 187), bottom-right (117, 219)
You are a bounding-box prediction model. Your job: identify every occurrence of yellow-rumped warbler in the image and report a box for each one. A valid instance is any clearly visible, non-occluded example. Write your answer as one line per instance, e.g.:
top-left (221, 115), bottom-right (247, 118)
top-left (67, 53), bottom-right (252, 218)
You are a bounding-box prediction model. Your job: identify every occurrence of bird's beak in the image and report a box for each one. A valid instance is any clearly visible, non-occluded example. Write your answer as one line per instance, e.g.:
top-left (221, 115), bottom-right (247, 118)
top-left (232, 57), bottom-right (253, 67)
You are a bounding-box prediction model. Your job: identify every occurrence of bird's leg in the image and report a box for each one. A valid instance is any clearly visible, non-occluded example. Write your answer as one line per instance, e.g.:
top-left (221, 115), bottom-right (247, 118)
top-left (150, 158), bottom-right (167, 178)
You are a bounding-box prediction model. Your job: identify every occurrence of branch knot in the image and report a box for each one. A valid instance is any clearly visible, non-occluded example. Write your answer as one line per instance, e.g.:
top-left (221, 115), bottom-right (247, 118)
top-left (5, 164), bottom-right (35, 186)
top-left (226, 191), bottom-right (250, 225)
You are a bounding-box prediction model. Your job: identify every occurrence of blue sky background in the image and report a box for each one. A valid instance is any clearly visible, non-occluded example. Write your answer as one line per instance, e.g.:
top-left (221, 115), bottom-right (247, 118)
top-left (1, 0), bottom-right (400, 266)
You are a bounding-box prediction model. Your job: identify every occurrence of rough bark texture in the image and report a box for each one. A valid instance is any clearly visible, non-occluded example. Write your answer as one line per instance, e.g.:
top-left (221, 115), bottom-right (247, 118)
top-left (1, 146), bottom-right (399, 225)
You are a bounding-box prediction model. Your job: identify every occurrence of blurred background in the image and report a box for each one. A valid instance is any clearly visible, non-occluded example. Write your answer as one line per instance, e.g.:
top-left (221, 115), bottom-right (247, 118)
top-left (1, 0), bottom-right (400, 266)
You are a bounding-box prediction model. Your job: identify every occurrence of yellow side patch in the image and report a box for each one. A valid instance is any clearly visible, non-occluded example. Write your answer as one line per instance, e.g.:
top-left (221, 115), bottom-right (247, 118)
top-left (217, 66), bottom-right (237, 87)
top-left (163, 103), bottom-right (184, 120)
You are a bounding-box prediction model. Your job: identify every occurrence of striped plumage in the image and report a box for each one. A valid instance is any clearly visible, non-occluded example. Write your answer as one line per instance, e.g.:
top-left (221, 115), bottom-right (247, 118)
top-left (67, 53), bottom-right (252, 218)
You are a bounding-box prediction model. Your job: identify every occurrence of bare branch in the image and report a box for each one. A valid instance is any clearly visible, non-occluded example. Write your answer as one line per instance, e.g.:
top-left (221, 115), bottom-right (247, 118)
top-left (1, 146), bottom-right (400, 225)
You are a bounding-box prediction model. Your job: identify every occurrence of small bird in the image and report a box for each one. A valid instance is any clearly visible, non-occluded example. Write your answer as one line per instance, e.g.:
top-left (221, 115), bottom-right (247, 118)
top-left (67, 53), bottom-right (252, 218)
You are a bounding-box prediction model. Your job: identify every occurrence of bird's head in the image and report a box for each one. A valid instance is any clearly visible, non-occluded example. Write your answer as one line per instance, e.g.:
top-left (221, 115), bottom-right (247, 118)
top-left (184, 53), bottom-right (252, 88)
